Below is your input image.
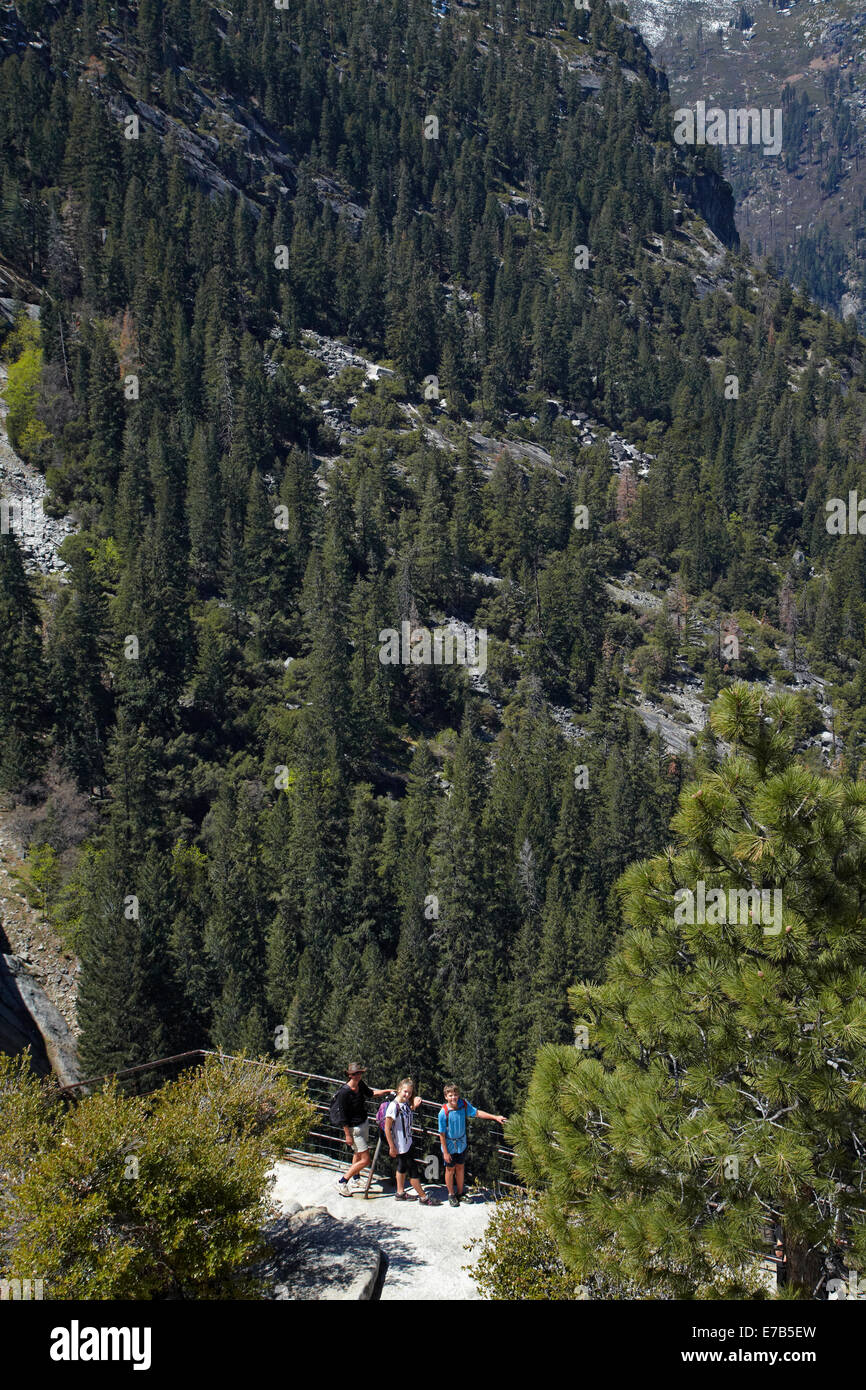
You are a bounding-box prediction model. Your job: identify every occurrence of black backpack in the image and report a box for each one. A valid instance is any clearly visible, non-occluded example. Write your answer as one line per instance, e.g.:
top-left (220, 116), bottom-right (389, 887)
top-left (328, 1089), bottom-right (346, 1128)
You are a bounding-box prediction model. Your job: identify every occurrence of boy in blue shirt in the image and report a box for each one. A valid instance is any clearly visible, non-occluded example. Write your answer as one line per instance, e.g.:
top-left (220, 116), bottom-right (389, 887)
top-left (437, 1081), bottom-right (507, 1207)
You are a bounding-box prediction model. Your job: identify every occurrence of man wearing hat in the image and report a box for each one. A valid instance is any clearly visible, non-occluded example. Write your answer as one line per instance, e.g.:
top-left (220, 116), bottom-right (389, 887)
top-left (334, 1063), bottom-right (393, 1195)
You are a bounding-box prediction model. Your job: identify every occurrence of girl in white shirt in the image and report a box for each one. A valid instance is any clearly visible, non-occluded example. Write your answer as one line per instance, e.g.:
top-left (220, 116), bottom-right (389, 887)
top-left (385, 1078), bottom-right (439, 1205)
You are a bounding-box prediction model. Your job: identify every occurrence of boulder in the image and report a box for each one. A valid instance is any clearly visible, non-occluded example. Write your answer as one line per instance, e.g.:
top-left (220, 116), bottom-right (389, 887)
top-left (255, 1207), bottom-right (384, 1300)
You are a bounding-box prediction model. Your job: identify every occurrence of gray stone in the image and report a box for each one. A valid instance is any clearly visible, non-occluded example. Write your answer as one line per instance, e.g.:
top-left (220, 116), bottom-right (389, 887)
top-left (270, 1159), bottom-right (493, 1300)
top-left (0, 954), bottom-right (81, 1086)
top-left (256, 1207), bottom-right (384, 1300)
top-left (0, 953), bottom-right (50, 1073)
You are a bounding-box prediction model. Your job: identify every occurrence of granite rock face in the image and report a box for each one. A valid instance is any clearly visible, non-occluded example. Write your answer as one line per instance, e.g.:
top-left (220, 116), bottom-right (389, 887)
top-left (0, 952), bottom-right (49, 1072)
top-left (672, 167), bottom-right (739, 250)
top-left (0, 952), bottom-right (81, 1086)
top-left (256, 1208), bottom-right (384, 1301)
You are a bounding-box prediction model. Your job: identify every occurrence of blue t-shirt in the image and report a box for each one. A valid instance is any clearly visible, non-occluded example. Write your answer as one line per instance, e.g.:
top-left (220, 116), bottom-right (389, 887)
top-left (438, 1100), bottom-right (477, 1154)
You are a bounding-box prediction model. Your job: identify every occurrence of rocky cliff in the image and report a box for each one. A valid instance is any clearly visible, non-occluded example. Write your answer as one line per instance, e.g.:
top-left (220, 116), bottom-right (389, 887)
top-left (0, 940), bottom-right (80, 1085)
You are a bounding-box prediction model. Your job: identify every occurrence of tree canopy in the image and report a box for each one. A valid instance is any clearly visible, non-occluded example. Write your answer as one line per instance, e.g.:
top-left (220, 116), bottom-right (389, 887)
top-left (511, 685), bottom-right (866, 1298)
top-left (0, 1052), bottom-right (314, 1299)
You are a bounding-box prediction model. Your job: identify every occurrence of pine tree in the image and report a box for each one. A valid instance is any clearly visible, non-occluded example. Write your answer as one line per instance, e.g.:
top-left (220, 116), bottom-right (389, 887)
top-left (168, 840), bottom-right (214, 1044)
top-left (512, 685), bottom-right (866, 1298)
top-left (321, 783), bottom-right (388, 1070)
top-left (203, 782), bottom-right (270, 1054)
top-left (186, 424), bottom-right (223, 592)
top-left (0, 531), bottom-right (46, 790)
top-left (75, 829), bottom-right (168, 1075)
top-left (380, 742), bottom-right (440, 1088)
top-left (432, 714), bottom-right (499, 1098)
top-left (45, 539), bottom-right (111, 791)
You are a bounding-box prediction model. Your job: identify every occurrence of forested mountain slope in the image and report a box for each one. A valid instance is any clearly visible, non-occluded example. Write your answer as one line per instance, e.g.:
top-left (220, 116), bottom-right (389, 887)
top-left (1, 0), bottom-right (866, 1114)
top-left (626, 0), bottom-right (866, 324)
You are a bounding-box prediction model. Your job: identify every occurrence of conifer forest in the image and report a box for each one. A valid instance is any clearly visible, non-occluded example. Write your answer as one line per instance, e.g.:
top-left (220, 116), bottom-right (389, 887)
top-left (3, 0), bottom-right (866, 1321)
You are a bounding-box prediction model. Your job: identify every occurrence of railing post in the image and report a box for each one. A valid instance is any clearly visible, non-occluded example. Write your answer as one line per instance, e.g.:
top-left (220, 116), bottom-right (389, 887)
top-left (363, 1132), bottom-right (383, 1199)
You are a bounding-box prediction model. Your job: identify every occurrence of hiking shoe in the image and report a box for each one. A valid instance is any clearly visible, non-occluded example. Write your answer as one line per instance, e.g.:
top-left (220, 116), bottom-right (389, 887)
top-left (338, 1179), bottom-right (356, 1197)
top-left (394, 1192), bottom-right (408, 1201)
top-left (418, 1195), bottom-right (439, 1206)
top-left (449, 1195), bottom-right (459, 1208)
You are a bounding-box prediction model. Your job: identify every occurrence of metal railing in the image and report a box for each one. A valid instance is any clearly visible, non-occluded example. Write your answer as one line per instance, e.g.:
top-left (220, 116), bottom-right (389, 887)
top-left (53, 1051), bottom-right (524, 1192)
top-left (279, 1067), bottom-right (523, 1192)
top-left (54, 1048), bottom-right (210, 1100)
top-left (48, 1052), bottom-right (813, 1282)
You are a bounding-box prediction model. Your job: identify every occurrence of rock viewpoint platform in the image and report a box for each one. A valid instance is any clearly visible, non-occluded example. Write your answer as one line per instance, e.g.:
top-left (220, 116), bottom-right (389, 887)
top-left (270, 1151), bottom-right (498, 1300)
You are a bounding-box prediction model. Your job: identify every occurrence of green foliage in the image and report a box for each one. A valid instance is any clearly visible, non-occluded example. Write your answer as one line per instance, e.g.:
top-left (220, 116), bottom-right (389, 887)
top-left (512, 685), bottom-right (866, 1298)
top-left (0, 0), bottom-right (864, 1148)
top-left (27, 842), bottom-right (61, 917)
top-left (466, 1192), bottom-right (580, 1300)
top-left (2, 315), bottom-right (49, 460)
top-left (0, 532), bottom-right (46, 789)
top-left (0, 1053), bottom-right (314, 1300)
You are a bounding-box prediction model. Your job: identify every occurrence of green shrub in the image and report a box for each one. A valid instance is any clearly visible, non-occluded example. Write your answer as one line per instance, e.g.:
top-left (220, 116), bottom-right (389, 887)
top-left (0, 1053), bottom-right (314, 1299)
top-left (465, 1192), bottom-right (580, 1300)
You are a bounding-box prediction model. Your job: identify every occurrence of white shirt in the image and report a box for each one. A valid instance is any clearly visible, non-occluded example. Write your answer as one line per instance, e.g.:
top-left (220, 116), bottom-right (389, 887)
top-left (385, 1099), bottom-right (413, 1153)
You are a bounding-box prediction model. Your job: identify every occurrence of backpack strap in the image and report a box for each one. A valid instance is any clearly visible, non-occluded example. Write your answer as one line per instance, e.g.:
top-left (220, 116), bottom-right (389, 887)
top-left (441, 1100), bottom-right (468, 1140)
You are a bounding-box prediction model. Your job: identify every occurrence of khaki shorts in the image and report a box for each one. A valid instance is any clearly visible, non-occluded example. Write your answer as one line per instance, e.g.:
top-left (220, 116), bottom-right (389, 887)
top-left (351, 1121), bottom-right (370, 1154)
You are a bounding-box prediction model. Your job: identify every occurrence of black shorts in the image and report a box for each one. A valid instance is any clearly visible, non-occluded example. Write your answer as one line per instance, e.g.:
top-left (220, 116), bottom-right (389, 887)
top-left (443, 1146), bottom-right (468, 1168)
top-left (395, 1143), bottom-right (417, 1175)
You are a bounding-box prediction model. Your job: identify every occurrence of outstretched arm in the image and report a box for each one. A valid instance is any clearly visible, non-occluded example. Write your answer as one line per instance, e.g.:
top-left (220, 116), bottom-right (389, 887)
top-left (475, 1109), bottom-right (507, 1125)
